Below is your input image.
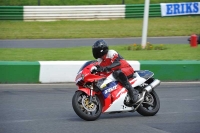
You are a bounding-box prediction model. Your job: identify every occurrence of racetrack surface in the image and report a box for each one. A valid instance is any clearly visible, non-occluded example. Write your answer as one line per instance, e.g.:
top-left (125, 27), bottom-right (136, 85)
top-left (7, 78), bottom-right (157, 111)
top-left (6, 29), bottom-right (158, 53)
top-left (0, 82), bottom-right (200, 133)
top-left (0, 36), bottom-right (189, 48)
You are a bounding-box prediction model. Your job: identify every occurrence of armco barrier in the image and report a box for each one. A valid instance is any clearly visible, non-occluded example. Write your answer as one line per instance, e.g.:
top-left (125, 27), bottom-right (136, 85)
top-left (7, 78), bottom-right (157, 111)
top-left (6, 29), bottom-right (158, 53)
top-left (24, 5), bottom-right (125, 21)
top-left (1, 4), bottom-right (200, 21)
top-left (0, 4), bottom-right (161, 21)
top-left (125, 4), bottom-right (161, 18)
top-left (0, 6), bottom-right (23, 20)
top-left (0, 61), bottom-right (199, 83)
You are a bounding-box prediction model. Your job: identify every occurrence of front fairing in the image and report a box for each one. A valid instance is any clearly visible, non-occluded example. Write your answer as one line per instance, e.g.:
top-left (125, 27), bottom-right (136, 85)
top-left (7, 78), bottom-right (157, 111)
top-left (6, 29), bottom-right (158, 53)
top-left (75, 60), bottom-right (105, 86)
top-left (84, 74), bottom-right (104, 82)
top-left (75, 61), bottom-right (96, 83)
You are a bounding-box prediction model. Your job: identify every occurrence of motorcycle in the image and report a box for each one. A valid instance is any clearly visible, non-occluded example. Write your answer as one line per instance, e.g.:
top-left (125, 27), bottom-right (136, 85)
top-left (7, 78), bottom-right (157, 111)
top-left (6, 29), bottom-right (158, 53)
top-left (72, 60), bottom-right (161, 121)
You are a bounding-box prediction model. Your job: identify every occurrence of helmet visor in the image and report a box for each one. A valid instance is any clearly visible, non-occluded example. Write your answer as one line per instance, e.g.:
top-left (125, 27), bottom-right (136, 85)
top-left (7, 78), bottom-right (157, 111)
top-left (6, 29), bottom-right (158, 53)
top-left (92, 47), bottom-right (101, 59)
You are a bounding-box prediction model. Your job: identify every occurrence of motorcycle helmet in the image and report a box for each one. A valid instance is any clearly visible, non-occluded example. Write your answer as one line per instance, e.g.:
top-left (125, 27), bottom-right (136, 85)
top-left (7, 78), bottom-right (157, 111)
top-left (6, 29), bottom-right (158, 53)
top-left (92, 40), bottom-right (109, 59)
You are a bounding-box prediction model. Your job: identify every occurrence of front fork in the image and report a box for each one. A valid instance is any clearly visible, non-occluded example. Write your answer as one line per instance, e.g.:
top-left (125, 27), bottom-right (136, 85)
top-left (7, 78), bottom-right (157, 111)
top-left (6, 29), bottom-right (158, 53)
top-left (89, 85), bottom-right (94, 103)
top-left (78, 83), bottom-right (100, 104)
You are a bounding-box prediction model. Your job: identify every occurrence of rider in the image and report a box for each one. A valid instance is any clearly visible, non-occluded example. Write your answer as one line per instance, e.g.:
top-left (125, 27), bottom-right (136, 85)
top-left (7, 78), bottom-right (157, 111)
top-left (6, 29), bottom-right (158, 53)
top-left (92, 39), bottom-right (139, 105)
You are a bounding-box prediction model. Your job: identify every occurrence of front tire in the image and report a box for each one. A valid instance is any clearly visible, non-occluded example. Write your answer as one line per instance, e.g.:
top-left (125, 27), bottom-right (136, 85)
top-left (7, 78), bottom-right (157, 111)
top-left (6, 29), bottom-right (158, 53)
top-left (137, 90), bottom-right (160, 116)
top-left (72, 91), bottom-right (102, 121)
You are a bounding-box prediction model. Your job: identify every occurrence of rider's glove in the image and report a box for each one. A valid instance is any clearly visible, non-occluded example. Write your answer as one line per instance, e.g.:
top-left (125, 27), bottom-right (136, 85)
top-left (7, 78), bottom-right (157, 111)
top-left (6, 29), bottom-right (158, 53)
top-left (96, 65), bottom-right (111, 72)
top-left (91, 67), bottom-right (97, 74)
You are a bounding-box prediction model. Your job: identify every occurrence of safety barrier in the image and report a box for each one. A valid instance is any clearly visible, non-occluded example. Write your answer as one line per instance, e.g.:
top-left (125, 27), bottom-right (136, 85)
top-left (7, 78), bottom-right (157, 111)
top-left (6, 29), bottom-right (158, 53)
top-left (0, 6), bottom-right (23, 20)
top-left (0, 61), bottom-right (199, 83)
top-left (1, 3), bottom-right (200, 20)
top-left (125, 4), bottom-right (161, 18)
top-left (140, 61), bottom-right (200, 81)
top-left (24, 5), bottom-right (125, 21)
top-left (0, 4), bottom-right (161, 21)
top-left (0, 61), bottom-right (40, 83)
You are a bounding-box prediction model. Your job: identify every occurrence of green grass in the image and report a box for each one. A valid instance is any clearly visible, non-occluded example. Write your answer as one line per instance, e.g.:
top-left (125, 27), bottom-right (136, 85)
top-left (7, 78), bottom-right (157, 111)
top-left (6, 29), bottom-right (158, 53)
top-left (1, 0), bottom-right (200, 5)
top-left (1, 16), bottom-right (200, 39)
top-left (0, 44), bottom-right (199, 61)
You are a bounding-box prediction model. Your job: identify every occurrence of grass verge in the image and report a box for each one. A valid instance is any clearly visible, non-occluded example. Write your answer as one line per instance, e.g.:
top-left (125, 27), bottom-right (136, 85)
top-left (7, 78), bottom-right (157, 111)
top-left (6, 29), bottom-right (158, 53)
top-left (0, 16), bottom-right (200, 39)
top-left (0, 44), bottom-right (199, 61)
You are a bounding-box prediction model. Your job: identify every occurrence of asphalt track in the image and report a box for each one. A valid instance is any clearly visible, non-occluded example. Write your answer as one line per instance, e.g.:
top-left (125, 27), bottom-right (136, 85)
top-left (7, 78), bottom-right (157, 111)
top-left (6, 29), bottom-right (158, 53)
top-left (0, 82), bottom-right (200, 133)
top-left (0, 36), bottom-right (189, 48)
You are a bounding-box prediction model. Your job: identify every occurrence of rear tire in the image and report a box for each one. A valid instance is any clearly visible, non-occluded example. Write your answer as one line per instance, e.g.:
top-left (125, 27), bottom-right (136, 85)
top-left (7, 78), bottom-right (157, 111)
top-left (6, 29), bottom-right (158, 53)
top-left (137, 90), bottom-right (160, 116)
top-left (72, 91), bottom-right (102, 121)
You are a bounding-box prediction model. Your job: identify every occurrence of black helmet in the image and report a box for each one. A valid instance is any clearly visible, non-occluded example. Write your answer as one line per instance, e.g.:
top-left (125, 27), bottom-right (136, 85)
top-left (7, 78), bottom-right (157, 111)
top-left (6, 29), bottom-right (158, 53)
top-left (92, 40), bottom-right (109, 59)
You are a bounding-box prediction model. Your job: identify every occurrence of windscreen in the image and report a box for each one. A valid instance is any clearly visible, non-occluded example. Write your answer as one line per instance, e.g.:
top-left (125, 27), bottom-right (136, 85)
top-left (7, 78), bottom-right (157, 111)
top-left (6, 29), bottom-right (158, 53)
top-left (77, 60), bottom-right (97, 73)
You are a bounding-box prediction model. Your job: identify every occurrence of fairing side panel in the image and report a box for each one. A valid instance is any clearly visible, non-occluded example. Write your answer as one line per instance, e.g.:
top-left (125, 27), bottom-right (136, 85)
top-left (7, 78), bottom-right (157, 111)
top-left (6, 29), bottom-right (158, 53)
top-left (104, 92), bottom-right (134, 112)
top-left (130, 77), bottom-right (146, 88)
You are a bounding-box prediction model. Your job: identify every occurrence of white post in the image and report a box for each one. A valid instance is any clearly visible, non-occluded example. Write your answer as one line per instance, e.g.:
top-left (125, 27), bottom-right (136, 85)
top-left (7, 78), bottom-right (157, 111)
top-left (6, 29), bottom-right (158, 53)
top-left (141, 0), bottom-right (150, 48)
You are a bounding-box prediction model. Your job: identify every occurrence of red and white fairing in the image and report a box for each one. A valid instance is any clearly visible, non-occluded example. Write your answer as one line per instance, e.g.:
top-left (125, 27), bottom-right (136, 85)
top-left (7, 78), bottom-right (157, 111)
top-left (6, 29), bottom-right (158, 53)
top-left (100, 73), bottom-right (146, 113)
top-left (75, 61), bottom-right (148, 113)
top-left (73, 60), bottom-right (161, 121)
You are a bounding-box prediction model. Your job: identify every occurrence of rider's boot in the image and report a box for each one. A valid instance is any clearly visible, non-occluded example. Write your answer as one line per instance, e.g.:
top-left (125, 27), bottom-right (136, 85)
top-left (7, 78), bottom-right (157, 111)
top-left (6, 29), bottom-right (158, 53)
top-left (124, 82), bottom-right (139, 104)
top-left (113, 70), bottom-right (139, 105)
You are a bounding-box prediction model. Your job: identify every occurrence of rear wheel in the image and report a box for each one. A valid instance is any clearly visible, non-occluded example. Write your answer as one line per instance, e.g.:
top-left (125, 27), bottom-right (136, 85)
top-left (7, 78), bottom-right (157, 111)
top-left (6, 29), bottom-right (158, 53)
top-left (137, 90), bottom-right (160, 116)
top-left (72, 91), bottom-right (102, 121)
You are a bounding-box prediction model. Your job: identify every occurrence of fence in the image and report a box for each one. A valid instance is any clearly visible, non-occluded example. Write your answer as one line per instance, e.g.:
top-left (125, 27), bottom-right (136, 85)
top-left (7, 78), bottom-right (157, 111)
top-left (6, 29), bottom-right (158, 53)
top-left (0, 4), bottom-right (161, 21)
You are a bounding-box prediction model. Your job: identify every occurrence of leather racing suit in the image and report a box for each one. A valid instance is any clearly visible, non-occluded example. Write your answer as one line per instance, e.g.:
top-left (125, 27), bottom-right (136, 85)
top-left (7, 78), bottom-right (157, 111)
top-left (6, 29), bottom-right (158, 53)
top-left (96, 50), bottom-right (138, 104)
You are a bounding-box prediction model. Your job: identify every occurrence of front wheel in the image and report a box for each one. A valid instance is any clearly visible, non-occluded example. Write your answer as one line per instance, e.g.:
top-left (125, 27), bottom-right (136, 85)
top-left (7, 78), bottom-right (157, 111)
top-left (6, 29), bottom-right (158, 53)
top-left (72, 90), bottom-right (102, 121)
top-left (137, 90), bottom-right (160, 116)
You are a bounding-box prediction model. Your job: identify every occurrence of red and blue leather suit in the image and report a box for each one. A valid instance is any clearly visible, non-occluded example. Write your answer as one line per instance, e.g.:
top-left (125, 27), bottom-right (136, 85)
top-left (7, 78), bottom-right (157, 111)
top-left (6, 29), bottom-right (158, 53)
top-left (92, 39), bottom-right (139, 104)
top-left (96, 49), bottom-right (134, 77)
top-left (95, 49), bottom-right (138, 104)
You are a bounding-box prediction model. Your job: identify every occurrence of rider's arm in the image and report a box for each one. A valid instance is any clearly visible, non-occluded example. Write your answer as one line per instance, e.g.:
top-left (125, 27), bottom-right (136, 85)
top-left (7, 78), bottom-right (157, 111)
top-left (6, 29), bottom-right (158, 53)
top-left (106, 55), bottom-right (121, 71)
top-left (105, 50), bottom-right (124, 71)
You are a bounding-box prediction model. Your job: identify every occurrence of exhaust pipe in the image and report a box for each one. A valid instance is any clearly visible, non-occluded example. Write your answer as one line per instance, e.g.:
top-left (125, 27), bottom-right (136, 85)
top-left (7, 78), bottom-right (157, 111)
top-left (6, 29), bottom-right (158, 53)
top-left (144, 79), bottom-right (161, 93)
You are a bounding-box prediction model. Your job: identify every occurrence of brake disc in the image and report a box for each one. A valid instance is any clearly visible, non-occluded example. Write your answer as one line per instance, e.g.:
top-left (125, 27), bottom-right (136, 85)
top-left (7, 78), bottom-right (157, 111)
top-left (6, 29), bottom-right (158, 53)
top-left (81, 95), bottom-right (97, 112)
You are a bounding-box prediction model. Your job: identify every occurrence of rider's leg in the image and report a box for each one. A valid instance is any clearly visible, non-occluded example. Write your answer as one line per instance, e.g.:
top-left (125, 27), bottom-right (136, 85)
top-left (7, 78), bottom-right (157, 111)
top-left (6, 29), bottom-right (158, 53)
top-left (113, 70), bottom-right (138, 103)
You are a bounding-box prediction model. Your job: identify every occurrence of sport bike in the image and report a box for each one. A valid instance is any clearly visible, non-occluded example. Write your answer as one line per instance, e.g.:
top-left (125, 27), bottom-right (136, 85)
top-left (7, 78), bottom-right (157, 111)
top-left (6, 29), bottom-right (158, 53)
top-left (72, 60), bottom-right (161, 121)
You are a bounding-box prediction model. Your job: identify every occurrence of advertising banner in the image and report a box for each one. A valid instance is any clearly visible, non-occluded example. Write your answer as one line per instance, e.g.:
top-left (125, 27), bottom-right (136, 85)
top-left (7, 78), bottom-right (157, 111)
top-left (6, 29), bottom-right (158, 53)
top-left (160, 2), bottom-right (200, 16)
